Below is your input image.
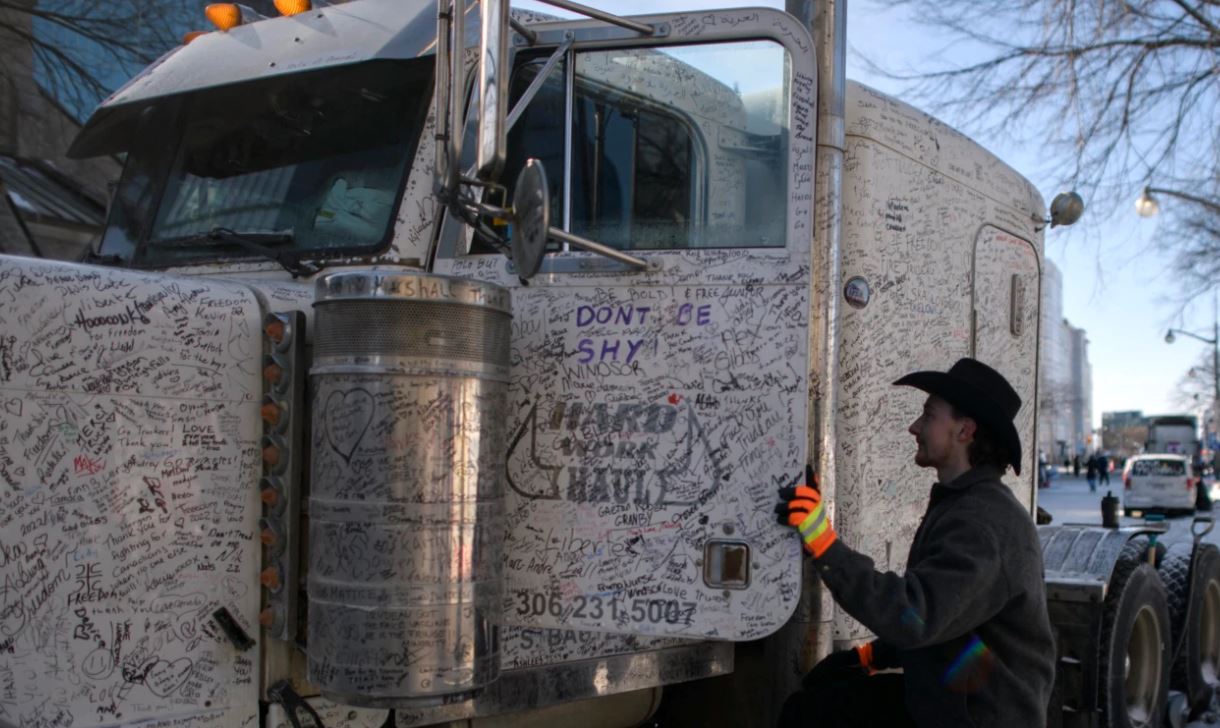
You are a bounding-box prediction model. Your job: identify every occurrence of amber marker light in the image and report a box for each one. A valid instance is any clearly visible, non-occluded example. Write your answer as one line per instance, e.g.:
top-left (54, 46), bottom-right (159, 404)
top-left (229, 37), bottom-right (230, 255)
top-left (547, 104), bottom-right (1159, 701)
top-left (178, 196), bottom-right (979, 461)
top-left (205, 3), bottom-right (243, 31)
top-left (259, 608), bottom-right (276, 627)
top-left (264, 318), bottom-right (286, 344)
top-left (260, 527), bottom-right (277, 546)
top-left (182, 30), bottom-right (208, 44)
top-left (262, 444), bottom-right (281, 467)
top-left (274, 0), bottom-right (312, 15)
top-left (260, 486), bottom-right (279, 506)
top-left (260, 402), bottom-right (282, 426)
top-left (263, 362), bottom-right (283, 384)
top-left (260, 567), bottom-right (281, 590)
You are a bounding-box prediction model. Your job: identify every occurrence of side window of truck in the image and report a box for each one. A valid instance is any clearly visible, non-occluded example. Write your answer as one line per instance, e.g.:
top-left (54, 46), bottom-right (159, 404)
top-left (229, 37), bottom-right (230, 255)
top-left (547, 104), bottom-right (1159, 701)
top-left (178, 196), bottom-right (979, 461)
top-left (504, 40), bottom-right (790, 252)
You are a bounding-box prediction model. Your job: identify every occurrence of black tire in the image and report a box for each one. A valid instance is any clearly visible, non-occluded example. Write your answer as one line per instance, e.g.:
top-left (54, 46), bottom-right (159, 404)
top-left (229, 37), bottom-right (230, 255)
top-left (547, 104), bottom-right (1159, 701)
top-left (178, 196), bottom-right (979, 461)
top-left (1159, 543), bottom-right (1220, 718)
top-left (1119, 537), bottom-right (1165, 569)
top-left (1100, 561), bottom-right (1172, 728)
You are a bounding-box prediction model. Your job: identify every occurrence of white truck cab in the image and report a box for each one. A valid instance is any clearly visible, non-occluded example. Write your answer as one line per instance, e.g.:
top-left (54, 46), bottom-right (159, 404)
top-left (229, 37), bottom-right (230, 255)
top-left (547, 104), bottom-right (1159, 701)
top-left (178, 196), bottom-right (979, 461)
top-left (7, 2), bottom-right (1210, 728)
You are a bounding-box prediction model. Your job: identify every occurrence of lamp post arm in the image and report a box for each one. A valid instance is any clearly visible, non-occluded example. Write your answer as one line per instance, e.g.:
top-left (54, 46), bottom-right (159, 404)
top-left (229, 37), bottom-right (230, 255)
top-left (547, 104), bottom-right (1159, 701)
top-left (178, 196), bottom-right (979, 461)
top-left (1168, 327), bottom-right (1218, 346)
top-left (1145, 187), bottom-right (1220, 216)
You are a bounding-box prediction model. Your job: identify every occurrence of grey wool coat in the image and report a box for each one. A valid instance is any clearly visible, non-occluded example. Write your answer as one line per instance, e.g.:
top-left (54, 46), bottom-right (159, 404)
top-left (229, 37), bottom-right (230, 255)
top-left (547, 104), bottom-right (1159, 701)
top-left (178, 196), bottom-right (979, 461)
top-left (816, 465), bottom-right (1056, 728)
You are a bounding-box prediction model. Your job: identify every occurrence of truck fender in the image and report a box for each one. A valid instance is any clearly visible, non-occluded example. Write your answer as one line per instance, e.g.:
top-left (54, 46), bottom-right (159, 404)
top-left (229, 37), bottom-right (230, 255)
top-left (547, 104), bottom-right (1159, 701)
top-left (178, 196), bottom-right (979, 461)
top-left (1039, 524), bottom-right (1170, 726)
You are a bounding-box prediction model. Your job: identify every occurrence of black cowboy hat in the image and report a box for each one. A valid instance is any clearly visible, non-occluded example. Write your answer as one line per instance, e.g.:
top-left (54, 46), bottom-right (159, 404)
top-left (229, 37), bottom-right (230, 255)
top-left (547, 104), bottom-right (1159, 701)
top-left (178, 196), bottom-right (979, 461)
top-left (893, 358), bottom-right (1023, 475)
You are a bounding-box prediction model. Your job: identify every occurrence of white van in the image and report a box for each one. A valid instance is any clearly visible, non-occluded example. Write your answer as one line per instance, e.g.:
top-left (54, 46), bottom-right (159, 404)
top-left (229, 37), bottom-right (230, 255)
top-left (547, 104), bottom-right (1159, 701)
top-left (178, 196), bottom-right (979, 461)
top-left (1123, 454), bottom-right (1196, 516)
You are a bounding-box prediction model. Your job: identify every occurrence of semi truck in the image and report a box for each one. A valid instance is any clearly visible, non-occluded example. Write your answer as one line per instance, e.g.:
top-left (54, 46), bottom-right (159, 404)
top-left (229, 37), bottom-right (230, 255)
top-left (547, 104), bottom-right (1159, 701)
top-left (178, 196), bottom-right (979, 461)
top-left (1, 1), bottom-right (1217, 727)
top-left (1145, 415), bottom-right (1201, 459)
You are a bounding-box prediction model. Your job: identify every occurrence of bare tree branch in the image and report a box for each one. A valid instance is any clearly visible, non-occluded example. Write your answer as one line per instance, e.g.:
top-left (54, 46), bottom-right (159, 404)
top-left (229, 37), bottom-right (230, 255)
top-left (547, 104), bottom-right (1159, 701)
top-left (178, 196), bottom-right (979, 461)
top-left (0, 1), bottom-right (228, 123)
top-left (862, 0), bottom-right (1220, 299)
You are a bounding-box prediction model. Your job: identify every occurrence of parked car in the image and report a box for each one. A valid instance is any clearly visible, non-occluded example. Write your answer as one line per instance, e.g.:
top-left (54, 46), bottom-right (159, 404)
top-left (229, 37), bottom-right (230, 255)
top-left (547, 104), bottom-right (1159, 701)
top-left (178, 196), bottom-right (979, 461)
top-left (1122, 453), bottom-right (1196, 516)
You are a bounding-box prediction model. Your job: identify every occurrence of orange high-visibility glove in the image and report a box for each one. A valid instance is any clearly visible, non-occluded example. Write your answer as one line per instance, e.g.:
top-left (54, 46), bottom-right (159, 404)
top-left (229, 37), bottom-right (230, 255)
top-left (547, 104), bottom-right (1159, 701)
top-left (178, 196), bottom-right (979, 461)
top-left (778, 481), bottom-right (837, 557)
top-left (854, 641), bottom-right (879, 675)
top-left (802, 642), bottom-right (879, 688)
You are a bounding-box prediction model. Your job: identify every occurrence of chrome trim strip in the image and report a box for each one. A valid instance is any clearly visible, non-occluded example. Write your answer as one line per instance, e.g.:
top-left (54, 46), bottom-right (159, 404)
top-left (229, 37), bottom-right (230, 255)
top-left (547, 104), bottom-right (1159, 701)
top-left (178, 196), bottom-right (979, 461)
top-left (311, 357), bottom-right (511, 382)
top-left (315, 270), bottom-right (512, 313)
top-left (392, 641), bottom-right (733, 723)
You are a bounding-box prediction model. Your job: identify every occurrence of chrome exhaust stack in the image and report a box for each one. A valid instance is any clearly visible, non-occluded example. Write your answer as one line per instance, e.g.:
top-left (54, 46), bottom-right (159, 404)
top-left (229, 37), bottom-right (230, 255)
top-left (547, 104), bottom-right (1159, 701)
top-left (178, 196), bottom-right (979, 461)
top-left (307, 270), bottom-right (512, 705)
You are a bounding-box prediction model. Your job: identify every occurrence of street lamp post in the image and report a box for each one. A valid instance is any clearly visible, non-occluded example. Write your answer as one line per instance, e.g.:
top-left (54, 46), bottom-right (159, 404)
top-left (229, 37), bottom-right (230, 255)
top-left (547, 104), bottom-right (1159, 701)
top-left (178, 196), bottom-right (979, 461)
top-left (1137, 186), bottom-right (1220, 469)
top-left (1165, 292), bottom-right (1220, 471)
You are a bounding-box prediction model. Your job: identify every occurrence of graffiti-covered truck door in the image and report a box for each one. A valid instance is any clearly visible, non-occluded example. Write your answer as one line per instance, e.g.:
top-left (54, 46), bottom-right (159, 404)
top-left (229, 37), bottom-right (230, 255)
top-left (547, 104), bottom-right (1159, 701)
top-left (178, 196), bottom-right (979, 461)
top-left (972, 225), bottom-right (1041, 508)
top-left (0, 258), bottom-right (263, 728)
top-left (438, 9), bottom-right (816, 640)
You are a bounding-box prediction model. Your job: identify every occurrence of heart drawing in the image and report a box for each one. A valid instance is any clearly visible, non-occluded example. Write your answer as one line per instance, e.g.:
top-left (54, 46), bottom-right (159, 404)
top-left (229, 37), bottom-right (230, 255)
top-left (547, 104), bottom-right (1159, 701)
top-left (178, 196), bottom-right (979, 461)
top-left (144, 657), bottom-right (193, 697)
top-left (324, 388), bottom-right (374, 464)
top-left (3, 398), bottom-right (21, 417)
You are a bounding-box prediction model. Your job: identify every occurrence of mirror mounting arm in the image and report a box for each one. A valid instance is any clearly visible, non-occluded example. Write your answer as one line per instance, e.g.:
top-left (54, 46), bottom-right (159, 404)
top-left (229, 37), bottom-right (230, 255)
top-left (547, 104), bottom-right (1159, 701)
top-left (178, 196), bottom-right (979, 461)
top-left (506, 37), bottom-right (573, 132)
top-left (509, 17), bottom-right (538, 45)
top-left (532, 0), bottom-right (656, 36)
top-left (548, 228), bottom-right (656, 271)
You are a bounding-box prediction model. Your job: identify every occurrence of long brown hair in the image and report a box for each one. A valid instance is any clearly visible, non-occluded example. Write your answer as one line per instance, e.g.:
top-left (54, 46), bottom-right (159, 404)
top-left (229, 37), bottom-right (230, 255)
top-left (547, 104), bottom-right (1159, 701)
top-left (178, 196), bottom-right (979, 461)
top-left (951, 406), bottom-right (1012, 472)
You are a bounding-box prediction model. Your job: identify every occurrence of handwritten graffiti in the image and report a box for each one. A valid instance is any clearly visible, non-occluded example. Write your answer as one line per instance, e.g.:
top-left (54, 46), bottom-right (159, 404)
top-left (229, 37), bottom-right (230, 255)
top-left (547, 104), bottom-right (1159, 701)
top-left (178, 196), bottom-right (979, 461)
top-left (74, 455), bottom-right (104, 476)
top-left (324, 388), bottom-right (374, 463)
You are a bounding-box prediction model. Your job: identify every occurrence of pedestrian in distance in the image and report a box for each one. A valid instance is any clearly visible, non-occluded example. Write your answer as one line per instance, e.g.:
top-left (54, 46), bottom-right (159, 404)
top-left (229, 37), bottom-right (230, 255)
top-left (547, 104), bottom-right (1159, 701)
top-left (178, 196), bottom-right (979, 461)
top-left (777, 358), bottom-right (1055, 728)
top-left (1085, 455), bottom-right (1098, 493)
top-left (1097, 453), bottom-right (1110, 486)
top-left (1072, 454), bottom-right (1080, 478)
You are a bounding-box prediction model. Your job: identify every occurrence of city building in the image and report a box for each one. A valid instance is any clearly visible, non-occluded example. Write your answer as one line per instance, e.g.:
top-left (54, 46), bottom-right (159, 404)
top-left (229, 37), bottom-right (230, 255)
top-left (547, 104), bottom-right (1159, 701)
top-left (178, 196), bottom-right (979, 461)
top-left (1037, 259), bottom-right (1095, 462)
top-left (1038, 261), bottom-right (1072, 461)
top-left (1067, 322), bottom-right (1093, 454)
top-left (1101, 411), bottom-right (1147, 459)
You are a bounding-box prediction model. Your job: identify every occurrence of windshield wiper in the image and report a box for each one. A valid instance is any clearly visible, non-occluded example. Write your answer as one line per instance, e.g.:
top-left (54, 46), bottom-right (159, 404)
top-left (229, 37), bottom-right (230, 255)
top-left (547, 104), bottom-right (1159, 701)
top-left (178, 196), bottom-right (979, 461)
top-left (148, 227), bottom-right (319, 278)
top-left (80, 246), bottom-right (124, 266)
top-left (151, 227), bottom-right (294, 249)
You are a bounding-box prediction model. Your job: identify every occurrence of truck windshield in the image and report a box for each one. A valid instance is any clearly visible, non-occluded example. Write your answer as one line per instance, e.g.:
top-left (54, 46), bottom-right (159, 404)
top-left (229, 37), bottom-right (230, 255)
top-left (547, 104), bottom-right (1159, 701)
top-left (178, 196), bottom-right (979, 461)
top-left (101, 59), bottom-right (432, 267)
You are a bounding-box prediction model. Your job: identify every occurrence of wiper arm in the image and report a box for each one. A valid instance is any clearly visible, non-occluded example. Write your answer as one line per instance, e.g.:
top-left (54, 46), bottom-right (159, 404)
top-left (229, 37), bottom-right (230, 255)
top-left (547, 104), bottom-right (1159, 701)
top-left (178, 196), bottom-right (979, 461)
top-left (149, 227), bottom-right (319, 279)
top-left (151, 227), bottom-right (294, 248)
top-left (151, 226), bottom-right (294, 247)
top-left (80, 246), bottom-right (124, 266)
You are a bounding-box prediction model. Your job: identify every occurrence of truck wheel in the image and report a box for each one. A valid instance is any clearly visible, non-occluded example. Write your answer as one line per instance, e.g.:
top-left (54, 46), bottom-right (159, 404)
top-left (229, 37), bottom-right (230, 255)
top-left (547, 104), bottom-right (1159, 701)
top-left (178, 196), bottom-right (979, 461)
top-left (1160, 544), bottom-right (1220, 717)
top-left (1100, 561), bottom-right (1172, 728)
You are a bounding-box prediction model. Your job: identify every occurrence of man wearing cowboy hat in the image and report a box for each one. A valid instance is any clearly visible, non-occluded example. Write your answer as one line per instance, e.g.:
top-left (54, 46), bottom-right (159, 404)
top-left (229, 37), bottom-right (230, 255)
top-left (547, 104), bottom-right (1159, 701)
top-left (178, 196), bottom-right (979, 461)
top-left (777, 358), bottom-right (1055, 728)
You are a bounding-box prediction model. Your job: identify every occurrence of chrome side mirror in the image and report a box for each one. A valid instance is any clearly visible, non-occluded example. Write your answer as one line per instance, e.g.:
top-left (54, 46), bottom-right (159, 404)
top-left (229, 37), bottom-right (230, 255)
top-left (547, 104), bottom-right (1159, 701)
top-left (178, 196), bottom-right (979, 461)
top-left (511, 159), bottom-right (549, 279)
top-left (476, 0), bottom-right (510, 180)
